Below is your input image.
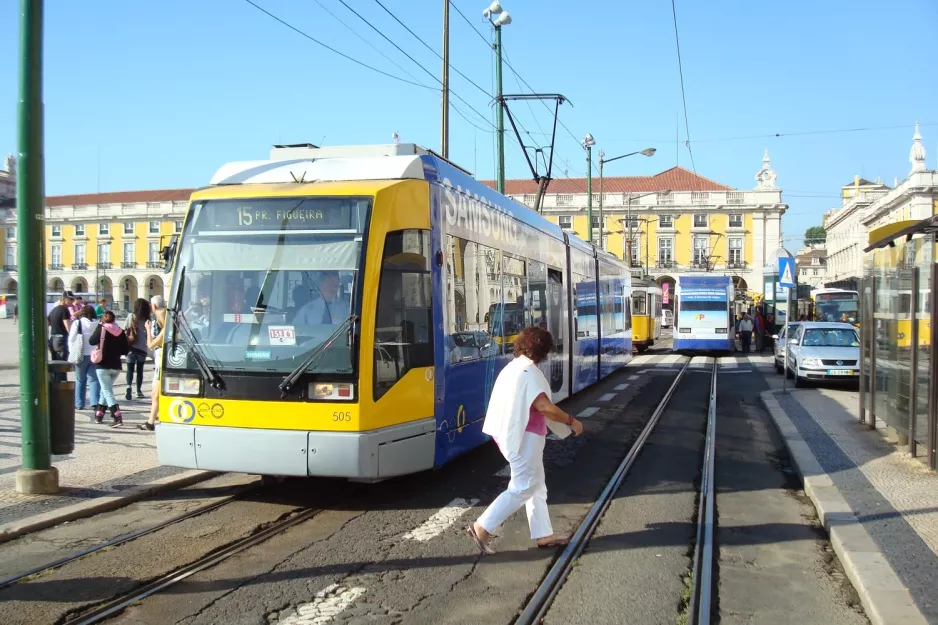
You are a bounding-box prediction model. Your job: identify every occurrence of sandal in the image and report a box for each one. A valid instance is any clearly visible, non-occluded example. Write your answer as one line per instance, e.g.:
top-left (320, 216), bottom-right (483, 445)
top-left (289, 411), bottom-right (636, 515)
top-left (466, 525), bottom-right (495, 555)
top-left (536, 537), bottom-right (571, 548)
top-left (137, 422), bottom-right (155, 431)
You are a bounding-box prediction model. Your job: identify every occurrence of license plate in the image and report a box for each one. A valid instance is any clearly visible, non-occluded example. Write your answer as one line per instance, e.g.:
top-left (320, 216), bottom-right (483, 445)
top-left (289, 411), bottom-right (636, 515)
top-left (827, 369), bottom-right (854, 376)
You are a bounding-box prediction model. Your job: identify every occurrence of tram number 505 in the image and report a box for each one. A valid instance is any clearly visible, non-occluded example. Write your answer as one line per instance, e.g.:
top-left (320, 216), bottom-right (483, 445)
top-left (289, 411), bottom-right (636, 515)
top-left (332, 411), bottom-right (352, 422)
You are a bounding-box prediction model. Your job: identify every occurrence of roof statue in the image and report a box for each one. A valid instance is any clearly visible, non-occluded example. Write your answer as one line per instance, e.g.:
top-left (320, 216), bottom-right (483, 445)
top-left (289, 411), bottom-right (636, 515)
top-left (910, 122), bottom-right (927, 174)
top-left (754, 149), bottom-right (778, 190)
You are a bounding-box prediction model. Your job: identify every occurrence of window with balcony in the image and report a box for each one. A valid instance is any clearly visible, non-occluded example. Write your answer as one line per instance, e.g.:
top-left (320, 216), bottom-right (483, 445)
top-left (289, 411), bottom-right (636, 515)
top-left (51, 225), bottom-right (62, 238)
top-left (693, 214), bottom-right (708, 228)
top-left (5, 227), bottom-right (14, 240)
top-left (75, 224), bottom-right (85, 237)
top-left (50, 245), bottom-right (62, 269)
top-left (122, 242), bottom-right (135, 267)
top-left (728, 214), bottom-right (743, 228)
top-left (99, 223), bottom-right (109, 236)
top-left (659, 214), bottom-right (673, 228)
top-left (4, 246), bottom-right (14, 269)
top-left (123, 222), bottom-right (134, 235)
top-left (591, 215), bottom-right (601, 229)
top-left (148, 221), bottom-right (160, 234)
top-left (97, 243), bottom-right (110, 265)
top-left (693, 236), bottom-right (709, 265)
top-left (74, 243), bottom-right (86, 268)
top-left (174, 221), bottom-right (183, 233)
top-left (148, 241), bottom-right (160, 265)
top-left (658, 237), bottom-right (673, 266)
top-left (728, 237), bottom-right (742, 265)
top-left (558, 215), bottom-right (572, 230)
top-left (630, 236), bottom-right (640, 265)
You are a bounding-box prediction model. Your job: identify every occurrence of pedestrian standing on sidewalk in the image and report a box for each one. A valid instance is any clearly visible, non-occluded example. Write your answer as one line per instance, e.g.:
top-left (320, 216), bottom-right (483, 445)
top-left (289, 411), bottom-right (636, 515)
top-left (139, 295), bottom-right (166, 432)
top-left (68, 305), bottom-right (101, 412)
top-left (89, 310), bottom-right (130, 427)
top-left (754, 307), bottom-right (766, 352)
top-left (738, 313), bottom-right (754, 354)
top-left (47, 294), bottom-right (73, 382)
top-left (123, 298), bottom-right (151, 401)
top-left (466, 326), bottom-right (584, 555)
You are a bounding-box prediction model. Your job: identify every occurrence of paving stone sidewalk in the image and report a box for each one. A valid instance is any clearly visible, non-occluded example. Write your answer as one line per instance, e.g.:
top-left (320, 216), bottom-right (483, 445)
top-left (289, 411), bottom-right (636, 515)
top-left (766, 380), bottom-right (938, 623)
top-left (0, 320), bottom-right (189, 527)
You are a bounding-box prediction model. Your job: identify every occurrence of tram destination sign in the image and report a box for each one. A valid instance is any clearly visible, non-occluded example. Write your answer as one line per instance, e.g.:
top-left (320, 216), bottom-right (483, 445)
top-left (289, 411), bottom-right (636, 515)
top-left (193, 198), bottom-right (364, 232)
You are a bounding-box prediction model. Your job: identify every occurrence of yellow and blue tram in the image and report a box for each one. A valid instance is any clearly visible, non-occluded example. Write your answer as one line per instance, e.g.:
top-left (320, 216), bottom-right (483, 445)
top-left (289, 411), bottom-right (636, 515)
top-left (155, 143), bottom-right (633, 480)
top-left (629, 279), bottom-right (662, 353)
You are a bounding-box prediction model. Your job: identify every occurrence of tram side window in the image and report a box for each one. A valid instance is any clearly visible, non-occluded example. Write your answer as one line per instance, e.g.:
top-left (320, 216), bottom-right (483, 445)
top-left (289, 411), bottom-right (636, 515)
top-left (497, 255), bottom-right (527, 353)
top-left (573, 273), bottom-right (596, 340)
top-left (632, 291), bottom-right (647, 316)
top-left (445, 235), bottom-right (500, 364)
top-left (527, 260), bottom-right (547, 330)
top-left (373, 230), bottom-right (433, 401)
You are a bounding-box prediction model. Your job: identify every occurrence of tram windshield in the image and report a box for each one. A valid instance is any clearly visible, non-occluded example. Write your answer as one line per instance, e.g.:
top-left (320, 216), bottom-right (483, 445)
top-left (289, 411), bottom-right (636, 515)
top-left (815, 293), bottom-right (859, 323)
top-left (166, 196), bottom-right (370, 374)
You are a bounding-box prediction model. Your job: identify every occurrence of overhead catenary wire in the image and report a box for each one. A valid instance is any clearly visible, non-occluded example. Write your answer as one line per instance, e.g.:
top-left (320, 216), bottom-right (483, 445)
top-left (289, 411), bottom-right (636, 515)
top-left (370, 0), bottom-right (493, 100)
top-left (334, 0), bottom-right (496, 130)
top-left (244, 0), bottom-right (433, 91)
top-left (670, 0), bottom-right (697, 176)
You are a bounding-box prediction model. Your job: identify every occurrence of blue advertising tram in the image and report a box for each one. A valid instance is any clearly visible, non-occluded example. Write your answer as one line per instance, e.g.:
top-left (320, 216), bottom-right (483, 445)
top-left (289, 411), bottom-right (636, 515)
top-left (673, 275), bottom-right (735, 353)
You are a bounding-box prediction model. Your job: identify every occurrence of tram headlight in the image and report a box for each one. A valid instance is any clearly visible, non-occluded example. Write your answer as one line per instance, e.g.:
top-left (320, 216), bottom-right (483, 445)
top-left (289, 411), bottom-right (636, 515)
top-left (164, 375), bottom-right (202, 396)
top-left (310, 382), bottom-right (355, 401)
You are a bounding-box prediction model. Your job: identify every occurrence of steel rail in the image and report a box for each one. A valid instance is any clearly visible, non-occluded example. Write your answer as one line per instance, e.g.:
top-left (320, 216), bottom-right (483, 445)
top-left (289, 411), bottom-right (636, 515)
top-left (516, 358), bottom-right (692, 625)
top-left (687, 358), bottom-right (718, 625)
top-left (0, 481), bottom-right (261, 592)
top-left (71, 507), bottom-right (323, 625)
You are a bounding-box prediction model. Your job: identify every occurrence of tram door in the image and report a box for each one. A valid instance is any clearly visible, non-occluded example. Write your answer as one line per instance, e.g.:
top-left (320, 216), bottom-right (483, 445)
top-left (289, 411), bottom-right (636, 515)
top-left (547, 269), bottom-right (565, 394)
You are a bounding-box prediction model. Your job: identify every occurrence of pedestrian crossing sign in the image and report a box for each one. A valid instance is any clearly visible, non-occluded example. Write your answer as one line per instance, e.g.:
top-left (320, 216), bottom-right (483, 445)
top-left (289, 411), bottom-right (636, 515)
top-left (778, 256), bottom-right (795, 288)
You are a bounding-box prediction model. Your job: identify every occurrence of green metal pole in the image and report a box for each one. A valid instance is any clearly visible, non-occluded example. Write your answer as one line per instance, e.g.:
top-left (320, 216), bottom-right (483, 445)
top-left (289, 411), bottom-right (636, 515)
top-left (494, 25), bottom-right (505, 194)
top-left (16, 0), bottom-right (52, 473)
top-left (586, 145), bottom-right (593, 243)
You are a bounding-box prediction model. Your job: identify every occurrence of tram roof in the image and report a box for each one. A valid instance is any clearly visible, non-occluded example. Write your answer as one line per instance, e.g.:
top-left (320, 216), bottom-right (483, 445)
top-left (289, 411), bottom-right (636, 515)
top-left (207, 143), bottom-right (616, 255)
top-left (864, 215), bottom-right (938, 252)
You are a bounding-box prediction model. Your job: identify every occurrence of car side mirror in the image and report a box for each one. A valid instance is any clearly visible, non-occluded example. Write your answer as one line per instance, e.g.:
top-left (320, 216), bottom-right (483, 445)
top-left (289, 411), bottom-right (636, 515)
top-left (771, 334), bottom-right (779, 340)
top-left (789, 339), bottom-right (799, 345)
top-left (160, 234), bottom-right (179, 274)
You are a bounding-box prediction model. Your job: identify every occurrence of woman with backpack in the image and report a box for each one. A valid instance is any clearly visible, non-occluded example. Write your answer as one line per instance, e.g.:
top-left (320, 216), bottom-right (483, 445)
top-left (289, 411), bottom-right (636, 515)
top-left (89, 310), bottom-right (130, 427)
top-left (68, 305), bottom-right (101, 412)
top-left (124, 298), bottom-right (151, 401)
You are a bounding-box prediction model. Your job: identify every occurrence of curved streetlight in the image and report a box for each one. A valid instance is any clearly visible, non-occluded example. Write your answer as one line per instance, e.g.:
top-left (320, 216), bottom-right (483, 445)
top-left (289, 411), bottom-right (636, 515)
top-left (484, 1), bottom-right (512, 193)
top-left (597, 147), bottom-right (656, 251)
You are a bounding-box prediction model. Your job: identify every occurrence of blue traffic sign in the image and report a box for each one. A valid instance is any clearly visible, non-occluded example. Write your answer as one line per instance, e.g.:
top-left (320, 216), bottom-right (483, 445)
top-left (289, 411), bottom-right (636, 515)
top-left (778, 256), bottom-right (796, 288)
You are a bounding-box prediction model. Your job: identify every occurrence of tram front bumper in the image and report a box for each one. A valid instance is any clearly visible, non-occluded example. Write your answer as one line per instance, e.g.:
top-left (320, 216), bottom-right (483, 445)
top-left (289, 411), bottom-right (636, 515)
top-left (156, 419), bottom-right (436, 479)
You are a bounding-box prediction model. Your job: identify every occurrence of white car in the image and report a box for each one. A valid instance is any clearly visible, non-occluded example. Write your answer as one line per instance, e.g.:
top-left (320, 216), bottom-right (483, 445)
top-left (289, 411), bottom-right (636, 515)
top-left (785, 322), bottom-right (860, 388)
top-left (661, 309), bottom-right (673, 329)
top-left (772, 322), bottom-right (802, 374)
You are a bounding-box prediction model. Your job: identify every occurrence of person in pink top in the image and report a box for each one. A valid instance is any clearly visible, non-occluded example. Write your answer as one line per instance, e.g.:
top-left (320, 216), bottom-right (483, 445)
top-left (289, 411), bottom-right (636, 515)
top-left (466, 326), bottom-right (584, 555)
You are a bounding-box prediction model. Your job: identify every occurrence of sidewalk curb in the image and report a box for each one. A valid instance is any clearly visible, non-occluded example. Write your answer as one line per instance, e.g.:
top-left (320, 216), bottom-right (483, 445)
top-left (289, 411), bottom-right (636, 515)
top-left (760, 390), bottom-right (928, 625)
top-left (0, 469), bottom-right (216, 544)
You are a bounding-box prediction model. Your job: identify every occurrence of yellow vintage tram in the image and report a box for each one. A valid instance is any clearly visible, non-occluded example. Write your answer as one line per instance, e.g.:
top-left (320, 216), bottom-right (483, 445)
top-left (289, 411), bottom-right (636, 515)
top-left (630, 279), bottom-right (662, 353)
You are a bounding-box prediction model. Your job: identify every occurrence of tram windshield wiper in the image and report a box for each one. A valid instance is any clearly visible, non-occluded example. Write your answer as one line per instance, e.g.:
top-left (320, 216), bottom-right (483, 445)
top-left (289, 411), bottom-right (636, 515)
top-left (169, 266), bottom-right (225, 391)
top-left (279, 314), bottom-right (358, 396)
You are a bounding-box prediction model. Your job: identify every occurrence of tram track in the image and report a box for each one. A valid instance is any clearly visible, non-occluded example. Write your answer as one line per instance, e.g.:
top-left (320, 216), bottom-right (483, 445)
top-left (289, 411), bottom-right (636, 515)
top-left (518, 357), bottom-right (720, 625)
top-left (0, 480), bottom-right (264, 593)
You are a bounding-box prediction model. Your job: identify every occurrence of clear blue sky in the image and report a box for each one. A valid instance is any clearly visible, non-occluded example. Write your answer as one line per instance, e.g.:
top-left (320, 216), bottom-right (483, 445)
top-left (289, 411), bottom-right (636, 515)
top-left (1, 0), bottom-right (936, 248)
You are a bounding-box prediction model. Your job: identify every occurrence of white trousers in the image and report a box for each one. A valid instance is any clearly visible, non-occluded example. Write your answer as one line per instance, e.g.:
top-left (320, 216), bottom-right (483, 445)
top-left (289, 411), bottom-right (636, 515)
top-left (478, 431), bottom-right (553, 540)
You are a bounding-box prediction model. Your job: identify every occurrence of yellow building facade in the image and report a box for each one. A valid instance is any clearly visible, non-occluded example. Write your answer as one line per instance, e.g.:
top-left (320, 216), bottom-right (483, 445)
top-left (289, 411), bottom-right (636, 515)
top-left (0, 189), bottom-right (192, 311)
top-left (496, 152), bottom-right (787, 302)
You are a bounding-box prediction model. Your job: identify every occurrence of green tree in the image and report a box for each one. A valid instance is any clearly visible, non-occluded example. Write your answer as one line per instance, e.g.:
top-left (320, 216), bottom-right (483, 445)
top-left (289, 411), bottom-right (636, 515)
top-left (804, 226), bottom-right (826, 246)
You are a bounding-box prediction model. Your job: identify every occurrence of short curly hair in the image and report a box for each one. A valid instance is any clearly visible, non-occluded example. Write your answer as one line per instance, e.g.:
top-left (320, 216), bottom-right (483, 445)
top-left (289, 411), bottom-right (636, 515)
top-left (513, 326), bottom-right (554, 363)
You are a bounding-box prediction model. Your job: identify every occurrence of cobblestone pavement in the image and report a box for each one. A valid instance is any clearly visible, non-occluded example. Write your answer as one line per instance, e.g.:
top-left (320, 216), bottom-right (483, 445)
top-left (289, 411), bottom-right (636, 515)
top-left (767, 374), bottom-right (938, 622)
top-left (0, 321), bottom-right (180, 526)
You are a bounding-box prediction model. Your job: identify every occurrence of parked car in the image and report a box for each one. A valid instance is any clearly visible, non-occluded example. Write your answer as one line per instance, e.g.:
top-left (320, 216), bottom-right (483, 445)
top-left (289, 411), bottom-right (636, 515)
top-left (771, 322), bottom-right (802, 374)
top-left (785, 322), bottom-right (860, 388)
top-left (661, 309), bottom-right (673, 329)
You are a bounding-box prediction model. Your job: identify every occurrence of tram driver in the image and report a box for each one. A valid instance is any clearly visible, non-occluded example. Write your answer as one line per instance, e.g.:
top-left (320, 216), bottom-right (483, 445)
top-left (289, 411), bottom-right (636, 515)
top-left (294, 270), bottom-right (350, 326)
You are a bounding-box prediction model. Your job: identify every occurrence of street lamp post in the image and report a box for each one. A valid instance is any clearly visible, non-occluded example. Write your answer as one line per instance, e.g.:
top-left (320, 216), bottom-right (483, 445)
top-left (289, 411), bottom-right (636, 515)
top-left (484, 1), bottom-right (511, 193)
top-left (583, 134), bottom-right (595, 243)
top-left (598, 147), bottom-right (656, 255)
